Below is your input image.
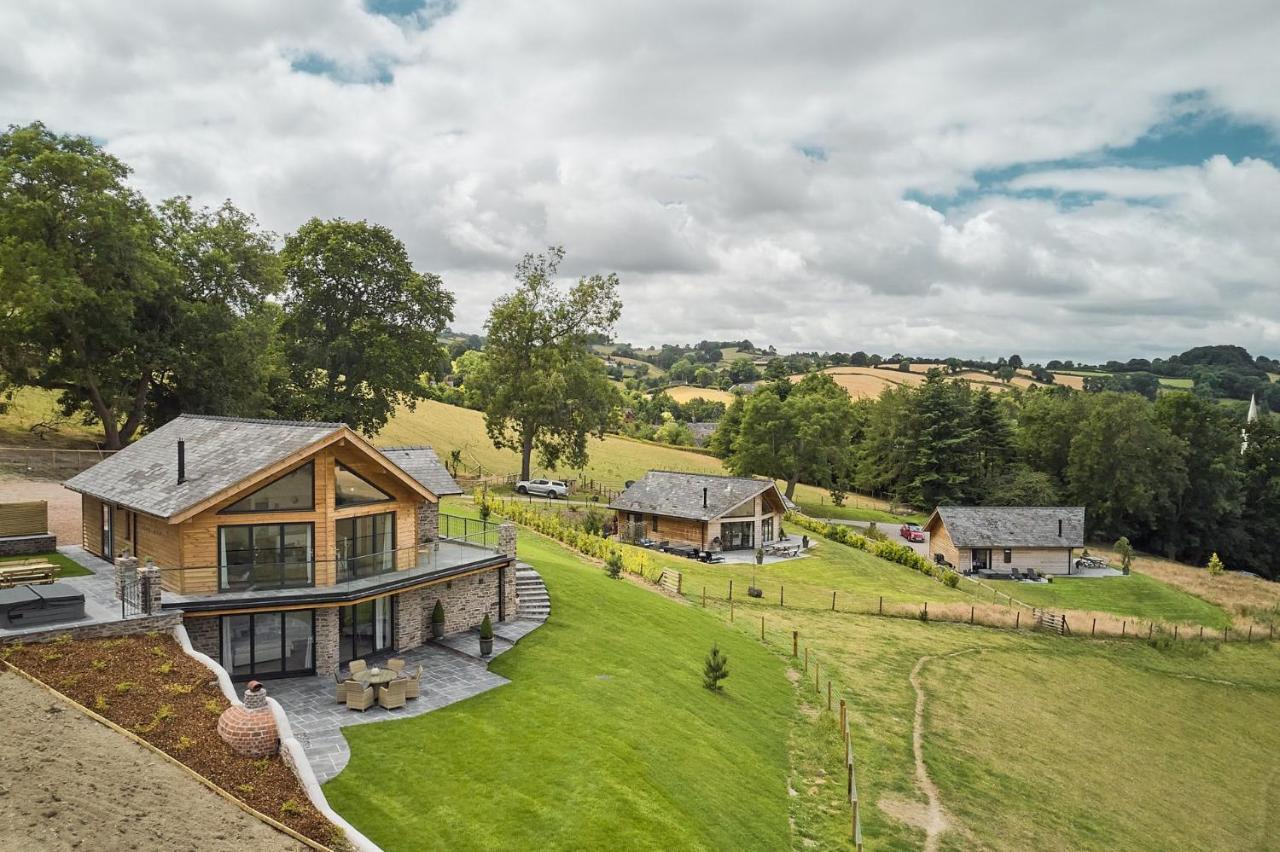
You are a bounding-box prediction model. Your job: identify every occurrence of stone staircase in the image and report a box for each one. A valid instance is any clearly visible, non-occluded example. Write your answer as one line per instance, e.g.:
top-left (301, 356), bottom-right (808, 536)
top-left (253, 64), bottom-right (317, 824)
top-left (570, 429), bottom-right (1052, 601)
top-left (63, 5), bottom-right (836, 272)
top-left (515, 564), bottom-right (550, 621)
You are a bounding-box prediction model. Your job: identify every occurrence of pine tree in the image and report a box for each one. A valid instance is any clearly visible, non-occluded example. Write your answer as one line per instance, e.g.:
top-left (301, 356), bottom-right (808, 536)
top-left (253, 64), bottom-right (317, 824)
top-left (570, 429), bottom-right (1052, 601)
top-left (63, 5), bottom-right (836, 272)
top-left (908, 373), bottom-right (978, 507)
top-left (703, 644), bottom-right (729, 691)
top-left (1207, 552), bottom-right (1225, 577)
top-left (970, 389), bottom-right (1016, 491)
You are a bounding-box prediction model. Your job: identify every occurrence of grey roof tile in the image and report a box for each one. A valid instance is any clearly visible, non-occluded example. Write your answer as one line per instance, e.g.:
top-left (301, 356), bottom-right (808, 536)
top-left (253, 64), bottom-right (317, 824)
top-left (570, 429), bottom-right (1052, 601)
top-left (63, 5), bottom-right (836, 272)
top-left (608, 471), bottom-right (777, 521)
top-left (929, 506), bottom-right (1085, 548)
top-left (63, 415), bottom-right (343, 519)
top-left (377, 446), bottom-right (463, 496)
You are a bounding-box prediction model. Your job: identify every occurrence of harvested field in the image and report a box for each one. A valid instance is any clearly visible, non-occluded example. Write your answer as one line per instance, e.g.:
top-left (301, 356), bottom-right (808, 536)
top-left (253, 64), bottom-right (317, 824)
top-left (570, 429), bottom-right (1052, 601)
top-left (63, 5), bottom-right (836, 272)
top-left (658, 384), bottom-right (736, 404)
top-left (3, 634), bottom-right (342, 848)
top-left (0, 669), bottom-right (304, 852)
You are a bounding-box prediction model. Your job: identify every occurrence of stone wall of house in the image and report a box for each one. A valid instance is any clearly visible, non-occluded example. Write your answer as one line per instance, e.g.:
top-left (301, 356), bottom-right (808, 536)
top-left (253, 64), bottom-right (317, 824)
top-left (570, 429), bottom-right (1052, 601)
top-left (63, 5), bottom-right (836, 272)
top-left (184, 615), bottom-right (221, 661)
top-left (394, 587), bottom-right (424, 650)
top-left (0, 534), bottom-right (56, 556)
top-left (314, 607), bottom-right (340, 677)
top-left (0, 611), bottom-right (182, 645)
top-left (418, 501), bottom-right (439, 543)
top-left (421, 564), bottom-right (512, 636)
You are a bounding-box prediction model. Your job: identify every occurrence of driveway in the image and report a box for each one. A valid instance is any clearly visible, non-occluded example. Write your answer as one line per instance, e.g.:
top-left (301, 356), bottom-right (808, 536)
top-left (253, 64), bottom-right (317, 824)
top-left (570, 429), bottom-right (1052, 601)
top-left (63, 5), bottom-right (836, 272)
top-left (0, 475), bottom-right (80, 544)
top-left (820, 517), bottom-right (930, 557)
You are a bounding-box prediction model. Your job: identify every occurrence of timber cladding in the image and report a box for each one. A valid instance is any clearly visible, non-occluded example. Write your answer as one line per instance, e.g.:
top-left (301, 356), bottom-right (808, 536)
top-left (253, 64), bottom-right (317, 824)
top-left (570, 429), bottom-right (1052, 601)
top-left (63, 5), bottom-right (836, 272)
top-left (0, 501), bottom-right (48, 537)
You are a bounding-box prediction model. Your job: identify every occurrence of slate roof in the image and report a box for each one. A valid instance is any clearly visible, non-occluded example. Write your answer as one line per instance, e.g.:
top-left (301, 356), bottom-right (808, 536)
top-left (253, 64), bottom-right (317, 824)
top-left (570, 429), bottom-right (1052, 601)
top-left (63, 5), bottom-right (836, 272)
top-left (927, 506), bottom-right (1085, 548)
top-left (686, 422), bottom-right (719, 446)
top-left (377, 446), bottom-right (463, 496)
top-left (608, 471), bottom-right (779, 521)
top-left (64, 415), bottom-right (347, 520)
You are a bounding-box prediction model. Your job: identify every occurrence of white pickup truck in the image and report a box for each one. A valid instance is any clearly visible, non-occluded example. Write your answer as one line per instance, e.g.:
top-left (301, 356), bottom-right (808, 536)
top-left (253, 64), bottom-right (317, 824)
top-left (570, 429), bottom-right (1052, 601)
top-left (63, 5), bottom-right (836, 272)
top-left (515, 478), bottom-right (570, 499)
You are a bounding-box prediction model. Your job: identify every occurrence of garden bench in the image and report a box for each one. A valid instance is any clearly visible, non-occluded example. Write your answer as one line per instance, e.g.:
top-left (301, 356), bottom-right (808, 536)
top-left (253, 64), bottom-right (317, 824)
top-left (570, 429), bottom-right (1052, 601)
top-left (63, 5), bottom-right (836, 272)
top-left (0, 561), bottom-right (56, 589)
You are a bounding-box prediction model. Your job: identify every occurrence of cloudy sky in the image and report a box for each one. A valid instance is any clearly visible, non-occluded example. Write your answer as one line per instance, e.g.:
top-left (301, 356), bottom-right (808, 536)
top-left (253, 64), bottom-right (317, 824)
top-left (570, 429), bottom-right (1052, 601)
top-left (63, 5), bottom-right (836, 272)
top-left (4, 0), bottom-right (1279, 362)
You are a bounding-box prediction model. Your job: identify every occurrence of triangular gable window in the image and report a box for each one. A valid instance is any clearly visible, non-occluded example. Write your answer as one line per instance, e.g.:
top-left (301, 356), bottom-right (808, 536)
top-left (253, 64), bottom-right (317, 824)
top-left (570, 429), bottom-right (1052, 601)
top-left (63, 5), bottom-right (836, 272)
top-left (335, 463), bottom-right (394, 508)
top-left (221, 462), bottom-right (315, 514)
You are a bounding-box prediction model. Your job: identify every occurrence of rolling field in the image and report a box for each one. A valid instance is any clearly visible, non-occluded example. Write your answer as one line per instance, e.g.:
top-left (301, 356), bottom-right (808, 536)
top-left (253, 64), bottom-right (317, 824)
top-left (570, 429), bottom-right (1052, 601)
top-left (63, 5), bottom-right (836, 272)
top-left (0, 387), bottom-right (102, 448)
top-left (657, 384), bottom-right (737, 404)
top-left (678, 523), bottom-right (1280, 850)
top-left (378, 398), bottom-right (912, 522)
top-left (987, 573), bottom-right (1230, 628)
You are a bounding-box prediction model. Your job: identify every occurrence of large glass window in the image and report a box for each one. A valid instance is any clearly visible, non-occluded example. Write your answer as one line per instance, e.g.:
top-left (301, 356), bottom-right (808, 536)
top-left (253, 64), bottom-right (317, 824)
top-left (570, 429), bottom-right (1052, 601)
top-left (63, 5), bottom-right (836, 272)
top-left (336, 512), bottom-right (396, 581)
top-left (219, 610), bottom-right (314, 679)
top-left (335, 463), bottom-right (393, 508)
top-left (721, 521), bottom-right (755, 551)
top-left (219, 523), bottom-right (314, 591)
top-left (339, 598), bottom-right (394, 664)
top-left (222, 462), bottom-right (314, 513)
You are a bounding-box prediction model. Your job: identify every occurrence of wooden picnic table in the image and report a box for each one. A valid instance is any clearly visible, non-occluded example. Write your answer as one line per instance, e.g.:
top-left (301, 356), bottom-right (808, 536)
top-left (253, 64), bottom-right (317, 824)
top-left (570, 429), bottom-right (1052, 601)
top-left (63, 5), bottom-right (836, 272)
top-left (0, 561), bottom-right (57, 588)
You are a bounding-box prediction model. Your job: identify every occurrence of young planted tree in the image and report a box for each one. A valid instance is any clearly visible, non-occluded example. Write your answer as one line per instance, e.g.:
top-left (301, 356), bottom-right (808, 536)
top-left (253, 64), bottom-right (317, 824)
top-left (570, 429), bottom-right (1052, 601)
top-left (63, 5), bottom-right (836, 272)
top-left (280, 217), bottom-right (454, 434)
top-left (1207, 552), bottom-right (1225, 577)
top-left (469, 247), bottom-right (622, 480)
top-left (1114, 536), bottom-right (1134, 575)
top-left (702, 644), bottom-right (729, 691)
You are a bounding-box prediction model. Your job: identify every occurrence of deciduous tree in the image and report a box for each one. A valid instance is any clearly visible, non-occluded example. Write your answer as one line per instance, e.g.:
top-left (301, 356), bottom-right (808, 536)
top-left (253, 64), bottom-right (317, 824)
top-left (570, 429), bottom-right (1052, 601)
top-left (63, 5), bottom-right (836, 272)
top-left (469, 247), bottom-right (622, 480)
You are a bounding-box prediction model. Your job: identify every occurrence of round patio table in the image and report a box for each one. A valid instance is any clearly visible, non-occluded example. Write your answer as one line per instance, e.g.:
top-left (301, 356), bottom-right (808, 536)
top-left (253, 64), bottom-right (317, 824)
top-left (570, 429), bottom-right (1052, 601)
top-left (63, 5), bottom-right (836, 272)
top-left (352, 667), bottom-right (398, 686)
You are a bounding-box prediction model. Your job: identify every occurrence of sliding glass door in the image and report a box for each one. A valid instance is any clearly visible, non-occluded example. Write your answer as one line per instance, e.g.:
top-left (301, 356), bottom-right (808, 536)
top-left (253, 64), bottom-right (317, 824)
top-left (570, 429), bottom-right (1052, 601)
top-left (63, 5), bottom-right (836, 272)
top-left (721, 521), bottom-right (755, 551)
top-left (220, 610), bottom-right (315, 679)
top-left (336, 512), bottom-right (396, 581)
top-left (218, 523), bottom-right (314, 591)
top-left (339, 598), bottom-right (394, 664)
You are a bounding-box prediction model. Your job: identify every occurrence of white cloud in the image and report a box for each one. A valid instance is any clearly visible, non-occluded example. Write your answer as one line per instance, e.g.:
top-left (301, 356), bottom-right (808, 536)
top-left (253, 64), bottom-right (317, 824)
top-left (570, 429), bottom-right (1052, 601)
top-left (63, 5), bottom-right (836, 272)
top-left (2, 0), bottom-right (1280, 361)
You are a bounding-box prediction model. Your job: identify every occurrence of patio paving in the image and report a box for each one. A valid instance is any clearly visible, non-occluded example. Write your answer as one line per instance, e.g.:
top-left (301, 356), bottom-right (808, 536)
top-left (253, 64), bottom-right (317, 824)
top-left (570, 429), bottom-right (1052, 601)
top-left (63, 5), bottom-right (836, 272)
top-left (0, 546), bottom-right (143, 641)
top-left (266, 618), bottom-right (545, 783)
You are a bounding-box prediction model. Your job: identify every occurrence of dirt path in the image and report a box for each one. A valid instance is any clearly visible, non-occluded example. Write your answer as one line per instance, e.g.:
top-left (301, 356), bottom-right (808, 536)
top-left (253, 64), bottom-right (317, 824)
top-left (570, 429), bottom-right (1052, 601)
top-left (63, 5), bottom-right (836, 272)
top-left (880, 649), bottom-right (986, 851)
top-left (0, 670), bottom-right (304, 851)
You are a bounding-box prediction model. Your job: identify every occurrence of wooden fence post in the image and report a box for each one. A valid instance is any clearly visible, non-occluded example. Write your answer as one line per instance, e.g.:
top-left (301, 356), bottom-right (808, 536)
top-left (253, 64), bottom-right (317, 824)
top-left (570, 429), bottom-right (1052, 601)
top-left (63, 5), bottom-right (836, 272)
top-left (761, 616), bottom-right (765, 641)
top-left (780, 585), bottom-right (784, 607)
top-left (730, 599), bottom-right (734, 622)
top-left (878, 596), bottom-right (883, 615)
top-left (1248, 625), bottom-right (1253, 642)
top-left (1091, 618), bottom-right (1096, 637)
top-left (1015, 611), bottom-right (1020, 629)
top-left (792, 630), bottom-right (798, 657)
top-left (1122, 621), bottom-right (1126, 637)
top-left (832, 591), bottom-right (837, 611)
top-left (728, 579), bottom-right (733, 601)
top-left (827, 680), bottom-right (832, 711)
top-left (1200, 626), bottom-right (1204, 640)
top-left (840, 699), bottom-right (847, 735)
top-left (1174, 625), bottom-right (1178, 640)
top-left (702, 586), bottom-right (706, 607)
top-left (923, 602), bottom-right (928, 620)
top-left (1148, 622), bottom-right (1153, 639)
top-left (804, 647), bottom-right (808, 672)
top-left (815, 661), bottom-right (820, 693)
top-left (969, 606), bottom-right (974, 625)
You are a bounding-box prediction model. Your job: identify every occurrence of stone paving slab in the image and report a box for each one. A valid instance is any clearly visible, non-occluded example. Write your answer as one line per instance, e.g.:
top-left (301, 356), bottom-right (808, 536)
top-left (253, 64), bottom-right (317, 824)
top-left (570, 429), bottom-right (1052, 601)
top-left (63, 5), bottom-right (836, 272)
top-left (267, 619), bottom-right (545, 783)
top-left (0, 546), bottom-right (139, 640)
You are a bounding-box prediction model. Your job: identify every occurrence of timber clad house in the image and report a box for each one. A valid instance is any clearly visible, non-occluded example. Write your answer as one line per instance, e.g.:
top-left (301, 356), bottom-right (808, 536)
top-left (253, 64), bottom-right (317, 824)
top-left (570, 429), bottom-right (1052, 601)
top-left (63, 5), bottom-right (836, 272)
top-left (926, 506), bottom-right (1085, 575)
top-left (608, 471), bottom-right (787, 551)
top-left (64, 415), bottom-right (516, 679)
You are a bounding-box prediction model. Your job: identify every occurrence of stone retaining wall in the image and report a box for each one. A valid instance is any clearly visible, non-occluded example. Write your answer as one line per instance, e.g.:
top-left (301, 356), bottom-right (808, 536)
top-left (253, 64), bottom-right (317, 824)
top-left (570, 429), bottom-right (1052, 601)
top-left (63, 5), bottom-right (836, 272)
top-left (0, 611), bottom-right (182, 645)
top-left (420, 563), bottom-right (512, 636)
top-left (0, 534), bottom-right (56, 556)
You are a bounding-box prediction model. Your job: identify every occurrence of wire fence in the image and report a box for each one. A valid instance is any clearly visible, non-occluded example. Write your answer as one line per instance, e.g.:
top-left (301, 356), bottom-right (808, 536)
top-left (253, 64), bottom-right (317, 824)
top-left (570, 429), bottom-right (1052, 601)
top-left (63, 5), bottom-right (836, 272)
top-left (0, 446), bottom-right (117, 479)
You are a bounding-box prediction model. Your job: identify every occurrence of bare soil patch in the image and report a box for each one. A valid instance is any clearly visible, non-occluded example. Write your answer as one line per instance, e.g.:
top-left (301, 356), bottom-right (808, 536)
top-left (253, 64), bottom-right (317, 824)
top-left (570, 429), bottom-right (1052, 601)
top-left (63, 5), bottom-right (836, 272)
top-left (3, 633), bottom-right (342, 848)
top-left (0, 669), bottom-right (304, 851)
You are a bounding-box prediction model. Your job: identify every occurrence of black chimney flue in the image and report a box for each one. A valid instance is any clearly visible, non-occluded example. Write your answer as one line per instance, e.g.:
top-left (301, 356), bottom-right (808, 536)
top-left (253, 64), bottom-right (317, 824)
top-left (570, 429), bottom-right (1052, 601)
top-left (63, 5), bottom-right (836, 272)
top-left (177, 439), bottom-right (186, 484)
top-left (1058, 518), bottom-right (1062, 537)
top-left (703, 487), bottom-right (708, 508)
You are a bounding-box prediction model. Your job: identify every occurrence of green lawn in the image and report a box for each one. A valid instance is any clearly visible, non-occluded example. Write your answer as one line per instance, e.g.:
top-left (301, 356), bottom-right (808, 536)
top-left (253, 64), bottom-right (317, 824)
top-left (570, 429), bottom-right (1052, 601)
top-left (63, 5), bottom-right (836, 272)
top-left (0, 387), bottom-right (102, 448)
top-left (1157, 377), bottom-right (1194, 389)
top-left (325, 533), bottom-right (800, 850)
top-left (0, 551), bottom-right (92, 577)
top-left (925, 642), bottom-right (1280, 850)
top-left (981, 573), bottom-right (1229, 628)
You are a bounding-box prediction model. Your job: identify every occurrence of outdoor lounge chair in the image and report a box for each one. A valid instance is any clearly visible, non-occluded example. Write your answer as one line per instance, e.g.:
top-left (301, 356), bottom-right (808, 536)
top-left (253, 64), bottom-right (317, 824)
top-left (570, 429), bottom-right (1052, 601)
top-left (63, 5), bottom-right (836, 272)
top-left (378, 679), bottom-right (407, 710)
top-left (1025, 568), bottom-right (1040, 581)
top-left (346, 684), bottom-right (375, 712)
top-left (334, 673), bottom-right (355, 703)
top-left (403, 665), bottom-right (423, 700)
top-left (348, 659), bottom-right (368, 676)
top-left (387, 657), bottom-right (406, 673)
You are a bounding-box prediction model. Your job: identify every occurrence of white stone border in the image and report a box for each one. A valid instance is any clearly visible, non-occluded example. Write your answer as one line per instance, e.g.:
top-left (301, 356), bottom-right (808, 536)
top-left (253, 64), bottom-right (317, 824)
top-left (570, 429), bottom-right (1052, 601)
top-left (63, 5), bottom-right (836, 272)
top-left (172, 624), bottom-right (381, 852)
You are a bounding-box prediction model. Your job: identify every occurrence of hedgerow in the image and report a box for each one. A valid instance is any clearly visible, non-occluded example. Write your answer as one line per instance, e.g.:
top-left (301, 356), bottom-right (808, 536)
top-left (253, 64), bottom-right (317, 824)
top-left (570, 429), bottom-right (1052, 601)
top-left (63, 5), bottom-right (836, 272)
top-left (784, 511), bottom-right (953, 587)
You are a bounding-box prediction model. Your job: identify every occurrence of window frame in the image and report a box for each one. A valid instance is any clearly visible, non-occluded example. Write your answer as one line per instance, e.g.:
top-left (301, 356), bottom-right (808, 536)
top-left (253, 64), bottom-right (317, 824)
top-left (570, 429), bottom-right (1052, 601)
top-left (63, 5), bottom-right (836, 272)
top-left (217, 521), bottom-right (315, 591)
top-left (218, 609), bottom-right (316, 681)
top-left (1003, 548), bottom-right (1013, 564)
top-left (334, 462), bottom-right (395, 509)
top-left (219, 461), bottom-right (316, 515)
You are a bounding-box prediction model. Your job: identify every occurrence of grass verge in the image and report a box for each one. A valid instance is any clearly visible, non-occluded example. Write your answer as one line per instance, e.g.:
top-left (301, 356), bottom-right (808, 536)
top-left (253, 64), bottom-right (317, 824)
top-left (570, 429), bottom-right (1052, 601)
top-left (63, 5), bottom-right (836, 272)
top-left (1, 551), bottom-right (93, 577)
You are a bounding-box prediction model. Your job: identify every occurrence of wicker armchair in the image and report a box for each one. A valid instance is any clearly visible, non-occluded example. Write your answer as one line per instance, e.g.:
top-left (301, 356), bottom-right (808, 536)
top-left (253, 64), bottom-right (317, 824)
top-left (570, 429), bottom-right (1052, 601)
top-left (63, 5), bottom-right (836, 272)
top-left (403, 665), bottom-right (423, 700)
top-left (387, 657), bottom-right (406, 673)
top-left (346, 684), bottom-right (375, 712)
top-left (378, 679), bottom-right (407, 710)
top-left (348, 659), bottom-right (368, 676)
top-left (334, 672), bottom-right (356, 703)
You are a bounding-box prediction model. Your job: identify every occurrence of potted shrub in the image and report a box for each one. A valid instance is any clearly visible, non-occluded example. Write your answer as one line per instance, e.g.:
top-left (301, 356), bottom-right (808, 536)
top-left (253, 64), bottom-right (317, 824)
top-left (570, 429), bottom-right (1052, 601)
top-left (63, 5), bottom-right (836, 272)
top-left (479, 613), bottom-right (494, 656)
top-left (431, 600), bottom-right (446, 638)
top-left (754, 547), bottom-right (764, 566)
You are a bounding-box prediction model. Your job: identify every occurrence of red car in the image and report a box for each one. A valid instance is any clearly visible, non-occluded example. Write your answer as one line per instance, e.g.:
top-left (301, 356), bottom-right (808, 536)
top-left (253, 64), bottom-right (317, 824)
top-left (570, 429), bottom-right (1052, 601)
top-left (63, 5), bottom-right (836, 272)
top-left (900, 522), bottom-right (925, 543)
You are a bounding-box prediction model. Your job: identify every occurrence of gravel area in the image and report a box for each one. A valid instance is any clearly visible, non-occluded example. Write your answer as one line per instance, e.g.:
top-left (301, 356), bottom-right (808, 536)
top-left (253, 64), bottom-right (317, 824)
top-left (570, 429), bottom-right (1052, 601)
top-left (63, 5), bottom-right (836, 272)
top-left (0, 476), bottom-right (80, 544)
top-left (0, 669), bottom-right (304, 851)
